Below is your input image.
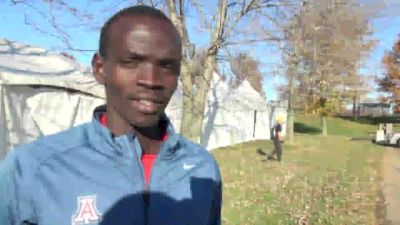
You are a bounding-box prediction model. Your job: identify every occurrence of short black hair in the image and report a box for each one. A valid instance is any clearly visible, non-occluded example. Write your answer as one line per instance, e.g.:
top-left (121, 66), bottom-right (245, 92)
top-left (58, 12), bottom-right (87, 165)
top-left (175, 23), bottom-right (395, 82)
top-left (99, 5), bottom-right (177, 58)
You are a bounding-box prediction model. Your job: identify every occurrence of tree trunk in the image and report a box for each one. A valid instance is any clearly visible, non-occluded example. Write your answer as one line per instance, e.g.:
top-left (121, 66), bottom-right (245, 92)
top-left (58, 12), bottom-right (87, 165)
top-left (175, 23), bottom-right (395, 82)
top-left (179, 56), bottom-right (216, 143)
top-left (286, 65), bottom-right (296, 144)
top-left (286, 108), bottom-right (295, 143)
top-left (171, 0), bottom-right (227, 144)
top-left (179, 62), bottom-right (204, 143)
top-left (352, 95), bottom-right (358, 121)
top-left (180, 98), bottom-right (204, 143)
top-left (321, 115), bottom-right (328, 136)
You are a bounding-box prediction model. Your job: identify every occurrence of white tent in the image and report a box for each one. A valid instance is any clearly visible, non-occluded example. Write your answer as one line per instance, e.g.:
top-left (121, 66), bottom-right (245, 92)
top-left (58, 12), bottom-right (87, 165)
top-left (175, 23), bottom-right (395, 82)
top-left (201, 79), bottom-right (271, 149)
top-left (0, 39), bottom-right (105, 159)
top-left (0, 38), bottom-right (275, 159)
top-left (164, 71), bottom-right (272, 150)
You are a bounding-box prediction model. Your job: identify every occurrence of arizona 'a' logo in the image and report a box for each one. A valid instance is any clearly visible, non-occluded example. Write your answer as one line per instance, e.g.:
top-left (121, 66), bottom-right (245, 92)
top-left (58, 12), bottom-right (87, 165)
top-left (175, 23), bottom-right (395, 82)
top-left (71, 195), bottom-right (102, 225)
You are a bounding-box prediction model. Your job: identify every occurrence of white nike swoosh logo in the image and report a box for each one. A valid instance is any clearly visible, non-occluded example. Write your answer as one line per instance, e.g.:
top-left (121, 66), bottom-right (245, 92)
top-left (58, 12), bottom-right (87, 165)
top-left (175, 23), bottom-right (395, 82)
top-left (183, 163), bottom-right (196, 170)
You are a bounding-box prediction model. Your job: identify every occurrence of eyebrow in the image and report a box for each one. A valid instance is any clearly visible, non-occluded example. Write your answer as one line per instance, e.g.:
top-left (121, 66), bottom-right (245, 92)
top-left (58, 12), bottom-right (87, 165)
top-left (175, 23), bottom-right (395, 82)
top-left (124, 52), bottom-right (148, 60)
top-left (123, 51), bottom-right (180, 62)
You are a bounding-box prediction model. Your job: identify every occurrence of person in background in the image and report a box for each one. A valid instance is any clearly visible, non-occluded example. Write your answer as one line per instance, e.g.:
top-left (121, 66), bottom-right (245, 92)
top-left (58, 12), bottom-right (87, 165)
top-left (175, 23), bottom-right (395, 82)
top-left (268, 115), bottom-right (284, 162)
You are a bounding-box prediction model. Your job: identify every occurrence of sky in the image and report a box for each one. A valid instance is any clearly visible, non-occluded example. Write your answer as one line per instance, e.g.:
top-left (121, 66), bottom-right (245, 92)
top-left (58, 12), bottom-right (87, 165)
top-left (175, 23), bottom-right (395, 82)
top-left (0, 0), bottom-right (399, 102)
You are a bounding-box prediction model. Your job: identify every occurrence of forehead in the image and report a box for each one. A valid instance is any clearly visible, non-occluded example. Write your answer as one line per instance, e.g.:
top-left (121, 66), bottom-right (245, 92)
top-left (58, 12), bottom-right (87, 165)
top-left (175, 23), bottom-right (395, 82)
top-left (108, 15), bottom-right (181, 58)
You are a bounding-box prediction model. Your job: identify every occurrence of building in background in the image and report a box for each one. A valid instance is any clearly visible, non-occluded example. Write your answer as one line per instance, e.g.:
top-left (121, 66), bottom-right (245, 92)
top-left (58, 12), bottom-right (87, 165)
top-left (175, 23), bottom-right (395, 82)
top-left (357, 102), bottom-right (393, 117)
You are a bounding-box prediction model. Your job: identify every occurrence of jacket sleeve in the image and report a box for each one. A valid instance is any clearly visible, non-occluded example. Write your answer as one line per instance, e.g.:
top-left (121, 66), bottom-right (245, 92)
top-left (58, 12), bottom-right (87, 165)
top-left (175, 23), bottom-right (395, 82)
top-left (0, 153), bottom-right (18, 225)
top-left (0, 151), bottom-right (36, 225)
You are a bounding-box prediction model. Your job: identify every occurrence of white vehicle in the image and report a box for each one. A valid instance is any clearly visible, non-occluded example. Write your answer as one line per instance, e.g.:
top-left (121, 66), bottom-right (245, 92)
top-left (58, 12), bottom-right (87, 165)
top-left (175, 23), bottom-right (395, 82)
top-left (373, 123), bottom-right (400, 147)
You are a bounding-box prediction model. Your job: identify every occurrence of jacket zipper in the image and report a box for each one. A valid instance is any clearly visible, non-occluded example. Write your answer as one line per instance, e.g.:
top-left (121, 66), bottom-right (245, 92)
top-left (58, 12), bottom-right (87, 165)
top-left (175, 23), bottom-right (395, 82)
top-left (143, 185), bottom-right (150, 225)
top-left (143, 152), bottom-right (161, 225)
top-left (140, 150), bottom-right (161, 225)
top-left (135, 136), bottom-right (172, 225)
top-left (131, 137), bottom-right (150, 225)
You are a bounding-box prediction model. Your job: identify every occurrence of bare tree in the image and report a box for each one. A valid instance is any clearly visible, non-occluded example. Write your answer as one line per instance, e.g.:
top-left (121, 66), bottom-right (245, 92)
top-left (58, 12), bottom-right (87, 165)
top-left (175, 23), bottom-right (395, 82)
top-left (6, 0), bottom-right (99, 53)
top-left (229, 53), bottom-right (265, 96)
top-left (166, 0), bottom-right (289, 142)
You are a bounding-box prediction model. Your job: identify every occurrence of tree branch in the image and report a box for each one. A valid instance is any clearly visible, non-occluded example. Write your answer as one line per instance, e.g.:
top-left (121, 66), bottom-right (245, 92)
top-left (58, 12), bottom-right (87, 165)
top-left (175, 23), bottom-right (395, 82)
top-left (208, 0), bottom-right (228, 53)
top-left (223, 0), bottom-right (256, 39)
top-left (225, 37), bottom-right (282, 46)
top-left (9, 0), bottom-right (26, 4)
top-left (190, 0), bottom-right (212, 30)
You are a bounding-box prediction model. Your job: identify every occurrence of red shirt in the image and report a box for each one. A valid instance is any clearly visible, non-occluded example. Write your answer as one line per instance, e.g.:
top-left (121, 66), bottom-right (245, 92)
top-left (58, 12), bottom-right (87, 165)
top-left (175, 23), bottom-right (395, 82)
top-left (100, 113), bottom-right (167, 185)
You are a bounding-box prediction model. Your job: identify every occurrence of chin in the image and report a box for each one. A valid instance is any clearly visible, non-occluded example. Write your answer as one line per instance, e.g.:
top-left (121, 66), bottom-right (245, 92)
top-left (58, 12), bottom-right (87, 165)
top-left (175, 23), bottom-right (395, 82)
top-left (130, 114), bottom-right (161, 128)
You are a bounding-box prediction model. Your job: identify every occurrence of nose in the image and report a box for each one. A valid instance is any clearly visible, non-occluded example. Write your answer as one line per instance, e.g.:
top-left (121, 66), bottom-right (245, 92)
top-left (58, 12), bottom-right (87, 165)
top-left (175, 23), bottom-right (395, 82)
top-left (137, 62), bottom-right (163, 89)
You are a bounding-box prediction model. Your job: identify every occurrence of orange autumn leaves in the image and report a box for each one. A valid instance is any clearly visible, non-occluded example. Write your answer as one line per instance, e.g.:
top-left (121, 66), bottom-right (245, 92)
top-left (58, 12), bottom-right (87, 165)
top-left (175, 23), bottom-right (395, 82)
top-left (379, 35), bottom-right (400, 112)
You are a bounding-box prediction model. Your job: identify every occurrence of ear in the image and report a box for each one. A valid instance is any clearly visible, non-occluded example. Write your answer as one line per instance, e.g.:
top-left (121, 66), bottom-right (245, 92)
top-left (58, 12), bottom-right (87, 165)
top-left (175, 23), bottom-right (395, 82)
top-left (92, 52), bottom-right (106, 84)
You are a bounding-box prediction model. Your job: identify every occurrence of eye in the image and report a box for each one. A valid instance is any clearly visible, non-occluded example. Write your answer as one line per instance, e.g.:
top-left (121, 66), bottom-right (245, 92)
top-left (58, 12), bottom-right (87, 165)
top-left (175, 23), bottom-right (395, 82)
top-left (159, 60), bottom-right (179, 72)
top-left (159, 61), bottom-right (172, 68)
top-left (120, 58), bottom-right (141, 68)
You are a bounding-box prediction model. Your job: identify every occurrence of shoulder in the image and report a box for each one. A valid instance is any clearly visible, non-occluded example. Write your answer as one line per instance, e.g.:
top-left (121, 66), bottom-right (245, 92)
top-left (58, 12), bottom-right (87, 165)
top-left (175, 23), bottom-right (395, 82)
top-left (177, 136), bottom-right (222, 182)
top-left (0, 123), bottom-right (92, 223)
top-left (1, 123), bottom-right (90, 180)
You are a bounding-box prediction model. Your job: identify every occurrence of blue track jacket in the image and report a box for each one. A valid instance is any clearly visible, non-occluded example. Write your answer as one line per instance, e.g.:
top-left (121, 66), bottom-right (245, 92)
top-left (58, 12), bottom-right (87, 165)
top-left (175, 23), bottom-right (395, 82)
top-left (0, 105), bottom-right (222, 225)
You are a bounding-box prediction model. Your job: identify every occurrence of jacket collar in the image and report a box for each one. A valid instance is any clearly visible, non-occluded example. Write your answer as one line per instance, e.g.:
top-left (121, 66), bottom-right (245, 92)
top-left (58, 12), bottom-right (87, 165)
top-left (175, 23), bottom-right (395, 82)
top-left (88, 104), bottom-right (181, 160)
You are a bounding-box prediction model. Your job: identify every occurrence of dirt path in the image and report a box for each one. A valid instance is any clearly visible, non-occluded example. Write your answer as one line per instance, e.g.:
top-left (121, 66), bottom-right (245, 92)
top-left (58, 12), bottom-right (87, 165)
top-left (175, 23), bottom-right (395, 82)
top-left (382, 147), bottom-right (400, 225)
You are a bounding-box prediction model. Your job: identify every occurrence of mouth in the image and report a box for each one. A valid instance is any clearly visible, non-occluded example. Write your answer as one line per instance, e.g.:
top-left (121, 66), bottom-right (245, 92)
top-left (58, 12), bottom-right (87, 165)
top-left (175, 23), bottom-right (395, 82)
top-left (130, 98), bottom-right (163, 114)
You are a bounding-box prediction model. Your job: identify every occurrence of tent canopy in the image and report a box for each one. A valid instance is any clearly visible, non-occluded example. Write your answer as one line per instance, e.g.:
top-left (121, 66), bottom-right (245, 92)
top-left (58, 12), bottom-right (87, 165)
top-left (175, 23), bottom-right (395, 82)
top-left (0, 38), bottom-right (104, 97)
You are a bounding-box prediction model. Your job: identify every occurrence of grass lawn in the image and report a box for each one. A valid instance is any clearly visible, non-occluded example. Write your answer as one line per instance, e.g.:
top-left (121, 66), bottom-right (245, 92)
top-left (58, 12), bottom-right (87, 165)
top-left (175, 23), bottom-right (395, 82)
top-left (294, 115), bottom-right (377, 137)
top-left (212, 116), bottom-right (386, 225)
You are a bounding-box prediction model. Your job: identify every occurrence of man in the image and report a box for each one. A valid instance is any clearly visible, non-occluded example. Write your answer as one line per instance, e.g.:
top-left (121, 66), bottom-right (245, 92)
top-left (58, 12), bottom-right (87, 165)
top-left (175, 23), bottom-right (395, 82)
top-left (0, 5), bottom-right (222, 225)
top-left (267, 116), bottom-right (284, 162)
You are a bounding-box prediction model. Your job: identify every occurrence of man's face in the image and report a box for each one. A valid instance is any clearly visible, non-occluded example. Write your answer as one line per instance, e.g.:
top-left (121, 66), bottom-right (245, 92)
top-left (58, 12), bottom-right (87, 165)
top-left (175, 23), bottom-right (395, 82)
top-left (93, 15), bottom-right (181, 128)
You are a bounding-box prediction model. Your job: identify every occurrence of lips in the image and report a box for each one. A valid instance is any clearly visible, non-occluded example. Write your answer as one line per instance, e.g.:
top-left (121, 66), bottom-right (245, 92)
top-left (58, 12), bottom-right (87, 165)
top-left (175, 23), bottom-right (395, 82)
top-left (130, 98), bottom-right (163, 114)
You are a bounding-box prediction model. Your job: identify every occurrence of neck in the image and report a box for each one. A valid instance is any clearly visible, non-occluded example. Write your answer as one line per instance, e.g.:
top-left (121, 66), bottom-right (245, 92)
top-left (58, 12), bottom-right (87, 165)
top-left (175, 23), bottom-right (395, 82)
top-left (105, 105), bottom-right (165, 154)
top-left (105, 105), bottom-right (134, 136)
top-left (135, 127), bottom-right (165, 155)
